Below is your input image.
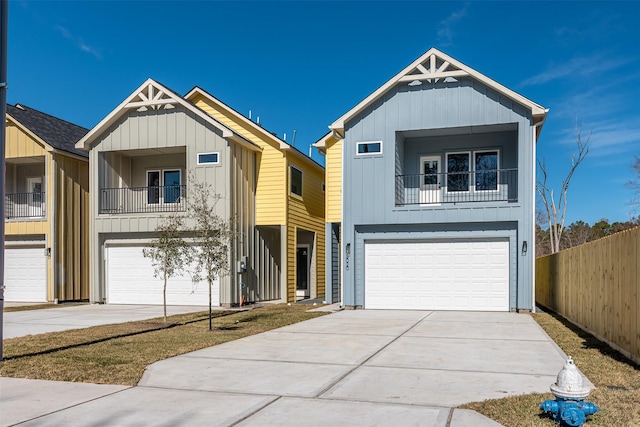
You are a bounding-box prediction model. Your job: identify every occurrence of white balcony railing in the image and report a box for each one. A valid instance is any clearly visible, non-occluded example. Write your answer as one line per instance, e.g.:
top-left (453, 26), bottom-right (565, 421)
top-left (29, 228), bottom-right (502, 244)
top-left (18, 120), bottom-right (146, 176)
top-left (5, 192), bottom-right (46, 219)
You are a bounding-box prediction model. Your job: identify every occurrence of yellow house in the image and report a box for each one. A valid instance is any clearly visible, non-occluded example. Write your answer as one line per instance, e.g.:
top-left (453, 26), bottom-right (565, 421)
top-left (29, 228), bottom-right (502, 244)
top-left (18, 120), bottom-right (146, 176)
top-left (313, 131), bottom-right (342, 303)
top-left (185, 88), bottom-right (326, 302)
top-left (4, 104), bottom-right (89, 303)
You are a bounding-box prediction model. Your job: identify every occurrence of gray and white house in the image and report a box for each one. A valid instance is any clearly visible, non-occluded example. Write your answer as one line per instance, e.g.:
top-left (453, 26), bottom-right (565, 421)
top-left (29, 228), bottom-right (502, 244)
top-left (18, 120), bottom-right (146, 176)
top-left (315, 48), bottom-right (547, 311)
top-left (76, 79), bottom-right (279, 306)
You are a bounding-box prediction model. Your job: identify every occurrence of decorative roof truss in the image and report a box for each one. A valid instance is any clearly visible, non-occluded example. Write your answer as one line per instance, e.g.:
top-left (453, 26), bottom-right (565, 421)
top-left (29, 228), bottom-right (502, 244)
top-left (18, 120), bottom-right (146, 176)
top-left (125, 82), bottom-right (177, 111)
top-left (398, 53), bottom-right (469, 84)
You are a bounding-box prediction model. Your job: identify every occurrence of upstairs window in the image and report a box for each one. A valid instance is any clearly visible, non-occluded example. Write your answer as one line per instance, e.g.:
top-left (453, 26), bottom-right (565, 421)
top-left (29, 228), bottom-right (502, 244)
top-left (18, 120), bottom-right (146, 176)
top-left (356, 141), bottom-right (382, 155)
top-left (446, 153), bottom-right (470, 192)
top-left (445, 150), bottom-right (500, 193)
top-left (147, 169), bottom-right (182, 204)
top-left (475, 151), bottom-right (499, 191)
top-left (290, 166), bottom-right (303, 197)
top-left (197, 152), bottom-right (220, 165)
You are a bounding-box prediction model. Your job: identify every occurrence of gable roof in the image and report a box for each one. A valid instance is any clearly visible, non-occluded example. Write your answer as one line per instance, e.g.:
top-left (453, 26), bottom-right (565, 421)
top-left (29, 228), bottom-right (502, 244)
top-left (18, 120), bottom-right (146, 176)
top-left (185, 86), bottom-right (323, 170)
top-left (75, 79), bottom-right (259, 152)
top-left (6, 104), bottom-right (89, 158)
top-left (329, 47), bottom-right (548, 137)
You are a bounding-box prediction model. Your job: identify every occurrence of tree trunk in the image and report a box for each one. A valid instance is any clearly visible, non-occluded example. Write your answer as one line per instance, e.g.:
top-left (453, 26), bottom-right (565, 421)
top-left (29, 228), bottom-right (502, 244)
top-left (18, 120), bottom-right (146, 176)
top-left (163, 269), bottom-right (167, 323)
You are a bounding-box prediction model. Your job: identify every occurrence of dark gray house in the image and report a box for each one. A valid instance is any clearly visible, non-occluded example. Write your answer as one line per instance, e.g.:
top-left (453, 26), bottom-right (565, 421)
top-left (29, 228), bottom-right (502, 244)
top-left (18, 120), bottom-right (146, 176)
top-left (315, 48), bottom-right (547, 311)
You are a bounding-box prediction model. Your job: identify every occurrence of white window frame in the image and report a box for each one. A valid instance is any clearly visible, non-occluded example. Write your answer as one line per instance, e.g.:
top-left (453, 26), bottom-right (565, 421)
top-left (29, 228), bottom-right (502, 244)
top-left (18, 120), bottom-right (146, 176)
top-left (290, 165), bottom-right (303, 197)
top-left (197, 152), bottom-right (220, 165)
top-left (146, 168), bottom-right (182, 205)
top-left (356, 141), bottom-right (383, 156)
top-left (444, 149), bottom-right (501, 195)
top-left (445, 151), bottom-right (471, 194)
top-left (473, 150), bottom-right (500, 193)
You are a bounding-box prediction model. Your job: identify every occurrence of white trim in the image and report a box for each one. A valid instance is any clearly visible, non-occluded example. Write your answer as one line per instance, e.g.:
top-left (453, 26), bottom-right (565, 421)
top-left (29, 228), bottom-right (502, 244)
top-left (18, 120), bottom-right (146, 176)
top-left (473, 150), bottom-right (501, 193)
top-left (329, 48), bottom-right (547, 134)
top-left (356, 140), bottom-right (383, 156)
top-left (445, 151), bottom-right (472, 194)
top-left (418, 155), bottom-right (441, 205)
top-left (185, 87), bottom-right (319, 167)
top-left (75, 79), bottom-right (260, 152)
top-left (146, 168), bottom-right (182, 205)
top-left (197, 152), bottom-right (220, 165)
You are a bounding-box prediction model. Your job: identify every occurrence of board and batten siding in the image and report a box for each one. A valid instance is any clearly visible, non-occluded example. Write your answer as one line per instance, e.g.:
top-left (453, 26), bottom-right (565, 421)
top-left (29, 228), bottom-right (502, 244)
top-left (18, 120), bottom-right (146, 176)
top-left (54, 154), bottom-right (90, 301)
top-left (6, 121), bottom-right (89, 302)
top-left (286, 155), bottom-right (326, 302)
top-left (191, 96), bottom-right (287, 225)
top-left (342, 78), bottom-right (536, 310)
top-left (89, 106), bottom-right (234, 303)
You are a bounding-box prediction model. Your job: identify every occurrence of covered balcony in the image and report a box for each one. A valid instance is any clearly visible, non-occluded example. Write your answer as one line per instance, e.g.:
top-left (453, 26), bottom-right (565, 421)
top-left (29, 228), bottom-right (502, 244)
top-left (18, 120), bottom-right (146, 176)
top-left (395, 124), bottom-right (519, 207)
top-left (5, 157), bottom-right (46, 220)
top-left (99, 148), bottom-right (187, 215)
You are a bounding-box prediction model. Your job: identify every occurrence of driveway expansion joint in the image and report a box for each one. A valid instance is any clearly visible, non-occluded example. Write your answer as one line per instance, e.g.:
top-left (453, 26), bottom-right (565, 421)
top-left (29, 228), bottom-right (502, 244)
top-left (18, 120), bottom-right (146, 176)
top-left (314, 311), bottom-right (433, 398)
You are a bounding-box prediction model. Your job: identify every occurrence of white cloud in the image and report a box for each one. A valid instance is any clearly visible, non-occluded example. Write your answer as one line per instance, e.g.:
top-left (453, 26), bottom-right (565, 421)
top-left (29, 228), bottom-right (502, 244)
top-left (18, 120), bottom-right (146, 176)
top-left (521, 55), bottom-right (630, 87)
top-left (55, 25), bottom-right (102, 60)
top-left (437, 4), bottom-right (469, 47)
top-left (550, 117), bottom-right (640, 159)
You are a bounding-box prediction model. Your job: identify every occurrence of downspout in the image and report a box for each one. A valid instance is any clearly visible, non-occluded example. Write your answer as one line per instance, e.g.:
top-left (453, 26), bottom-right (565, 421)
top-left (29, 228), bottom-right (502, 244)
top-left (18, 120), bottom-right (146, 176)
top-left (334, 129), bottom-right (346, 307)
top-left (51, 153), bottom-right (57, 303)
top-left (531, 111), bottom-right (549, 313)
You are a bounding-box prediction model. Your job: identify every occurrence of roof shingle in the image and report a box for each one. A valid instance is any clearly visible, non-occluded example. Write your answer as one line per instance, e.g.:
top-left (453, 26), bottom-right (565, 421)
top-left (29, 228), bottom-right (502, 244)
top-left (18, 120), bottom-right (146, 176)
top-left (6, 104), bottom-right (89, 158)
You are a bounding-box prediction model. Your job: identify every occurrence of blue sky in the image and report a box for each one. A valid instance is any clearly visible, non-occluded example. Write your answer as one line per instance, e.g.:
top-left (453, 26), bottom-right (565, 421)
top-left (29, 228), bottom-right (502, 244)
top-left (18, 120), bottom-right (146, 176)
top-left (6, 1), bottom-right (640, 225)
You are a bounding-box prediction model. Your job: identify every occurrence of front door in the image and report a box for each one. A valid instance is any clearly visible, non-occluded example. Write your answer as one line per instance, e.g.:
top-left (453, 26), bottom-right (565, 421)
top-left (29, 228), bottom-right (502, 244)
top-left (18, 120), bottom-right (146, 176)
top-left (26, 177), bottom-right (44, 217)
top-left (419, 156), bottom-right (441, 204)
top-left (296, 246), bottom-right (309, 299)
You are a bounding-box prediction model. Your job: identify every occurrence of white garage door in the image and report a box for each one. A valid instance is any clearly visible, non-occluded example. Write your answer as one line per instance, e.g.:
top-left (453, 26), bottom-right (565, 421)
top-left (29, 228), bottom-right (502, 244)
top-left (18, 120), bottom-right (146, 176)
top-left (4, 244), bottom-right (47, 302)
top-left (106, 244), bottom-right (217, 306)
top-left (365, 240), bottom-right (509, 311)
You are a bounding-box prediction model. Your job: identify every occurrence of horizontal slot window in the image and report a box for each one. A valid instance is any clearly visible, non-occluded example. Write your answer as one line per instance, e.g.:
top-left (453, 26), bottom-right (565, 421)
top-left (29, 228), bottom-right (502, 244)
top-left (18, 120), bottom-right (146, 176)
top-left (356, 141), bottom-right (382, 155)
top-left (197, 152), bottom-right (220, 165)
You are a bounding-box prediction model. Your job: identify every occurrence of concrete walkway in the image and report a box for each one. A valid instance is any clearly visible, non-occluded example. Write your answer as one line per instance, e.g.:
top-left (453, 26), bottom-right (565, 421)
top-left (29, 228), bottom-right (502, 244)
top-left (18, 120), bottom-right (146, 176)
top-left (3, 304), bottom-right (214, 338)
top-left (1, 309), bottom-right (587, 426)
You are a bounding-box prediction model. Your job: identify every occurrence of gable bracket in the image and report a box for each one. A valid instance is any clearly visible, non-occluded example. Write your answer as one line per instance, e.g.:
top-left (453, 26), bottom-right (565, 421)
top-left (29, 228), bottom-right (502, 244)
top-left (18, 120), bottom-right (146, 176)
top-left (399, 69), bottom-right (468, 83)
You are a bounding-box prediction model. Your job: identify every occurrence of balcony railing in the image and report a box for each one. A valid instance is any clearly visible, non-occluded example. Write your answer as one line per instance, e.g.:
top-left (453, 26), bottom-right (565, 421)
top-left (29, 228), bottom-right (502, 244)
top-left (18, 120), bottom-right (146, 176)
top-left (99, 185), bottom-right (186, 214)
top-left (395, 169), bottom-right (518, 206)
top-left (5, 193), bottom-right (46, 219)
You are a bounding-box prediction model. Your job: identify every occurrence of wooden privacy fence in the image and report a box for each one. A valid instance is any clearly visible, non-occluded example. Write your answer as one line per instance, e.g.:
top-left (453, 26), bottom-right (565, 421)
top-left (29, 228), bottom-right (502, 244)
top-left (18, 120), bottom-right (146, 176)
top-left (536, 226), bottom-right (640, 364)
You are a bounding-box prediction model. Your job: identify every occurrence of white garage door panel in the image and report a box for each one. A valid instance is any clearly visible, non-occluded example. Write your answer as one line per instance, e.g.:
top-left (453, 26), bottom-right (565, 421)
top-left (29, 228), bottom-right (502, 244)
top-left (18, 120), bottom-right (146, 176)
top-left (365, 240), bottom-right (509, 311)
top-left (107, 245), bottom-right (218, 306)
top-left (4, 245), bottom-right (47, 302)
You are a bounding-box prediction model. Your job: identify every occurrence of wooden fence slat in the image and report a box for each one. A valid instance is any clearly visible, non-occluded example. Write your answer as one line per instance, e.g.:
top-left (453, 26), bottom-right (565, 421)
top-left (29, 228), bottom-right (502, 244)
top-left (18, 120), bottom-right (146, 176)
top-left (536, 226), bottom-right (640, 364)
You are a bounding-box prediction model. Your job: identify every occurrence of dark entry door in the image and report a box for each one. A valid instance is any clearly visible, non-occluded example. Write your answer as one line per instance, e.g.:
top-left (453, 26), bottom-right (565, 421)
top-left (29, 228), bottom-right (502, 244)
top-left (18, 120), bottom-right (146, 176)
top-left (296, 246), bottom-right (309, 298)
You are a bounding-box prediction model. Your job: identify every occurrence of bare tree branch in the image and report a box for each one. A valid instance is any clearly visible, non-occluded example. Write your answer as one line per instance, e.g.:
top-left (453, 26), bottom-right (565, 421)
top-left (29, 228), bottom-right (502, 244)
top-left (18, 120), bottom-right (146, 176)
top-left (536, 119), bottom-right (590, 254)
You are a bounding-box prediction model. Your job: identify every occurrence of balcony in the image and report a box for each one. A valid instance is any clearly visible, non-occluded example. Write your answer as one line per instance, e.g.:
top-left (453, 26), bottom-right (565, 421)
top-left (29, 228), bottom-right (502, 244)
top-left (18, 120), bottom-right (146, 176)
top-left (5, 192), bottom-right (46, 219)
top-left (395, 169), bottom-right (517, 206)
top-left (99, 185), bottom-right (186, 214)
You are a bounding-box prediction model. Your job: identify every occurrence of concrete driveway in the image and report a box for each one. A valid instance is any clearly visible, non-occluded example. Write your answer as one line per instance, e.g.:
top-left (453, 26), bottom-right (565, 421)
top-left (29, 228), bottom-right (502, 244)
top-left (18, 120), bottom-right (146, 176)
top-left (2, 304), bottom-right (211, 338)
top-left (1, 309), bottom-right (586, 427)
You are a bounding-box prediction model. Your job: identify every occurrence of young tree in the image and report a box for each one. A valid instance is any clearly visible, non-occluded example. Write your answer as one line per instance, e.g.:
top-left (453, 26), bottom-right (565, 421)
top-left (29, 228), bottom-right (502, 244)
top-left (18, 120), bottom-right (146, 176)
top-left (142, 213), bottom-right (192, 323)
top-left (537, 122), bottom-right (590, 253)
top-left (187, 175), bottom-right (236, 331)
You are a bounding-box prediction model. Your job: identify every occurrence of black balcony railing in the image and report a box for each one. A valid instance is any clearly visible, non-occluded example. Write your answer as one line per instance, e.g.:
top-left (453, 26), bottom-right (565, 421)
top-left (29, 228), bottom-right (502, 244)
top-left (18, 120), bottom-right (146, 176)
top-left (5, 192), bottom-right (46, 219)
top-left (395, 169), bottom-right (518, 206)
top-left (99, 185), bottom-right (186, 214)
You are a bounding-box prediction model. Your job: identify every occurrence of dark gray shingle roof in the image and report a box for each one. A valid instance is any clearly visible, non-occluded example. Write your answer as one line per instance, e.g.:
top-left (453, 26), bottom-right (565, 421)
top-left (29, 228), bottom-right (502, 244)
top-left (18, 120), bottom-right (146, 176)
top-left (6, 104), bottom-right (89, 158)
